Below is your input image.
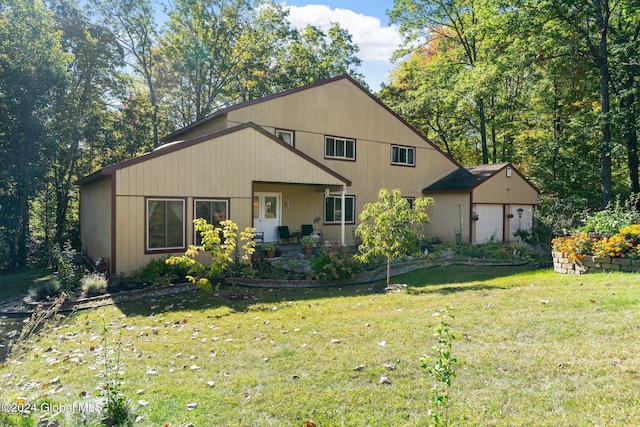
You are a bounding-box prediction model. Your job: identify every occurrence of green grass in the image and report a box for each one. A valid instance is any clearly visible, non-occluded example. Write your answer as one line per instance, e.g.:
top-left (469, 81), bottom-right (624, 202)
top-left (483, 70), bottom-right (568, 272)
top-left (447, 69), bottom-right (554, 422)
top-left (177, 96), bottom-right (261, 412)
top-left (2, 264), bottom-right (640, 426)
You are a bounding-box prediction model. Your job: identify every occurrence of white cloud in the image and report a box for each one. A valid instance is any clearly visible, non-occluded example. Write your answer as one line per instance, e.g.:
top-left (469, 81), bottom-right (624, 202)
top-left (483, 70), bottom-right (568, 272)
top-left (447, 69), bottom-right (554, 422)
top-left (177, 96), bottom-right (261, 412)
top-left (283, 4), bottom-right (403, 62)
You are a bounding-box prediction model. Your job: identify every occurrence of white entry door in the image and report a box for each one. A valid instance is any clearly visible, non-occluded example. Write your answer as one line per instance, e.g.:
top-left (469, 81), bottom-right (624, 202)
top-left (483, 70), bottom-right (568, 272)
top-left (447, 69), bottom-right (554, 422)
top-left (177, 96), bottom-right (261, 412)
top-left (253, 193), bottom-right (281, 242)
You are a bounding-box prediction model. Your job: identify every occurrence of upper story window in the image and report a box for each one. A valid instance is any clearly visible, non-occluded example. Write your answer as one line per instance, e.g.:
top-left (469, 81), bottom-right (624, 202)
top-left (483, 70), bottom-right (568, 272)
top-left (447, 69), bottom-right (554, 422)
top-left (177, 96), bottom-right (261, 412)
top-left (391, 145), bottom-right (415, 166)
top-left (147, 198), bottom-right (185, 251)
top-left (275, 129), bottom-right (294, 146)
top-left (325, 136), bottom-right (355, 160)
top-left (194, 199), bottom-right (229, 245)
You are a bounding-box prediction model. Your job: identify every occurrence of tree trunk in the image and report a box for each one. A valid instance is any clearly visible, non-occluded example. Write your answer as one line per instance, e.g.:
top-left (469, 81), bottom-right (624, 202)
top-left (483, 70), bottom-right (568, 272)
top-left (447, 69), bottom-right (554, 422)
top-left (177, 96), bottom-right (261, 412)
top-left (478, 97), bottom-right (489, 164)
top-left (386, 255), bottom-right (391, 286)
top-left (597, 58), bottom-right (612, 209)
top-left (626, 127), bottom-right (640, 194)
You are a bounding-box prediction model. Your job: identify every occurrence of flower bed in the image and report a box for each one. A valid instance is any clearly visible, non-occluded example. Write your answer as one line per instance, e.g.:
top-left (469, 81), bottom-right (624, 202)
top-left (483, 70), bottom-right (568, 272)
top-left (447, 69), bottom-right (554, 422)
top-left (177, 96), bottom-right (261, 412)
top-left (552, 227), bottom-right (640, 274)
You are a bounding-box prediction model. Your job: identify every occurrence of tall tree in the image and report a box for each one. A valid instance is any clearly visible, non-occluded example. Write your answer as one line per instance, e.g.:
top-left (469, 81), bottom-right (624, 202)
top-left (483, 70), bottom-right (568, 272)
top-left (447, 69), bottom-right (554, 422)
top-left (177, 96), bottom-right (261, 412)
top-left (538, 0), bottom-right (615, 208)
top-left (47, 0), bottom-right (124, 245)
top-left (93, 0), bottom-right (163, 146)
top-left (0, 0), bottom-right (68, 272)
top-left (160, 0), bottom-right (291, 124)
top-left (389, 0), bottom-right (493, 163)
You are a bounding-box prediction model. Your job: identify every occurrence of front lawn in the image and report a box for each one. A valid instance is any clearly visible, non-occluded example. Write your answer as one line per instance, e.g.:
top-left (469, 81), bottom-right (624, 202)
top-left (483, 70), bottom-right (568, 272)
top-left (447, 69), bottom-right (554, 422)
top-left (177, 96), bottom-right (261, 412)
top-left (2, 264), bottom-right (640, 426)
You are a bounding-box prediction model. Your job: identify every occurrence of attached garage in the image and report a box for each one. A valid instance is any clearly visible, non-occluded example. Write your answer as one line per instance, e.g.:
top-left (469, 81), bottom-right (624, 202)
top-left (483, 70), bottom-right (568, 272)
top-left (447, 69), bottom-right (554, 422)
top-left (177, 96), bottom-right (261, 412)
top-left (424, 163), bottom-right (539, 244)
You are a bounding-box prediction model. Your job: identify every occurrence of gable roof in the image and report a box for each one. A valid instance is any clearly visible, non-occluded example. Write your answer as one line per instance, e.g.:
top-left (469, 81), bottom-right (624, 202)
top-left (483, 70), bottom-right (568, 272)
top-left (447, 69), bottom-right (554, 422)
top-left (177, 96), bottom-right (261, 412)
top-left (422, 162), bottom-right (539, 193)
top-left (77, 122), bottom-right (351, 186)
top-left (160, 75), bottom-right (461, 167)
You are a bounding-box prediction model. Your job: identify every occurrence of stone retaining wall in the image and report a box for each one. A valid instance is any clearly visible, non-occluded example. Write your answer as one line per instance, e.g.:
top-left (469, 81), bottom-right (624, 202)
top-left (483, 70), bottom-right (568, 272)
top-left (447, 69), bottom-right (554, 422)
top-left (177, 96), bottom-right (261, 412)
top-left (552, 251), bottom-right (640, 274)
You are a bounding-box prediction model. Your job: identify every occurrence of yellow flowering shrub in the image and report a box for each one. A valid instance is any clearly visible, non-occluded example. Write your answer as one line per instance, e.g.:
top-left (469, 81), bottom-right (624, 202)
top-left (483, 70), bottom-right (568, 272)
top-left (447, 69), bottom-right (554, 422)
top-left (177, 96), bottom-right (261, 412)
top-left (620, 224), bottom-right (640, 240)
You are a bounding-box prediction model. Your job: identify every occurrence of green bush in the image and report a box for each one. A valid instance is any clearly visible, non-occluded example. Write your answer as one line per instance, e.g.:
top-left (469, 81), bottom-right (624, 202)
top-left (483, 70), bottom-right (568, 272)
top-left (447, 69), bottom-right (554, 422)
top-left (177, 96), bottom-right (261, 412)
top-left (134, 257), bottom-right (191, 287)
top-left (81, 274), bottom-right (108, 297)
top-left (311, 247), bottom-right (361, 283)
top-left (29, 278), bottom-right (62, 301)
top-left (580, 194), bottom-right (640, 235)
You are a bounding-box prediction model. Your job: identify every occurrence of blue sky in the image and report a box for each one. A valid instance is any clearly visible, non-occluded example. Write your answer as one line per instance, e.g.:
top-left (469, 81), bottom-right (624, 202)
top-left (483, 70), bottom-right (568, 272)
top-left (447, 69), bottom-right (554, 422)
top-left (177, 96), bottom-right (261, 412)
top-left (280, 1), bottom-right (403, 90)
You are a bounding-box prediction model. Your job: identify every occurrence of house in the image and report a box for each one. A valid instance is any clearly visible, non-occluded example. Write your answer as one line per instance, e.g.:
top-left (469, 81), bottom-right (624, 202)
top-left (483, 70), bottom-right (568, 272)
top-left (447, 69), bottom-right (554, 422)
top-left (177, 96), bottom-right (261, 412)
top-left (78, 75), bottom-right (538, 275)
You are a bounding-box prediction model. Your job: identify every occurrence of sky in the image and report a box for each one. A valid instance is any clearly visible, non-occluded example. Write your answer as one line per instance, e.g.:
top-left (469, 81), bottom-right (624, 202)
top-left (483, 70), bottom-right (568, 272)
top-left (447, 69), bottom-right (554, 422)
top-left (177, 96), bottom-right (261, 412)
top-left (280, 1), bottom-right (403, 90)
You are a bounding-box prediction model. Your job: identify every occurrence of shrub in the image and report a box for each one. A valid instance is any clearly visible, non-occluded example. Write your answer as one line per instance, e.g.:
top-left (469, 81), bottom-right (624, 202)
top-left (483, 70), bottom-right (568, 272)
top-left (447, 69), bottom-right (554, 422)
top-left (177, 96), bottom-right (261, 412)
top-left (29, 278), bottom-right (62, 301)
top-left (51, 241), bottom-right (84, 292)
top-left (552, 233), bottom-right (595, 262)
top-left (81, 274), bottom-right (108, 297)
top-left (311, 247), bottom-right (361, 283)
top-left (135, 257), bottom-right (191, 287)
top-left (620, 224), bottom-right (640, 241)
top-left (580, 193), bottom-right (640, 235)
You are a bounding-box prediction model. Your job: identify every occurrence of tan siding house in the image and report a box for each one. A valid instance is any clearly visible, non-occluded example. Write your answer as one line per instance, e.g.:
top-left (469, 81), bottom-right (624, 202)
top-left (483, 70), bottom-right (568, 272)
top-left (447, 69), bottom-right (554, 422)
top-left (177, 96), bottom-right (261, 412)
top-left (79, 75), bottom-right (538, 274)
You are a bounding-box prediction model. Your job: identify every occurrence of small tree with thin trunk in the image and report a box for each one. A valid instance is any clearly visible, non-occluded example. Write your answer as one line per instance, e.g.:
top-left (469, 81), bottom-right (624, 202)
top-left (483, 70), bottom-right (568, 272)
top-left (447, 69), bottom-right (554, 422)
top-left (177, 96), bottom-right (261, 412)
top-left (355, 188), bottom-right (433, 286)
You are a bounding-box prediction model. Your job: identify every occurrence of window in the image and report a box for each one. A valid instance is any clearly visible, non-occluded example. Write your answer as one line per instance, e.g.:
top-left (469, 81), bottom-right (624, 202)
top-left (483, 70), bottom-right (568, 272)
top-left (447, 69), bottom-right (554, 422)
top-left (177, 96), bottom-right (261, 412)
top-left (325, 195), bottom-right (355, 223)
top-left (275, 129), bottom-right (294, 146)
top-left (403, 197), bottom-right (415, 209)
top-left (147, 199), bottom-right (185, 251)
top-left (325, 136), bottom-right (355, 160)
top-left (194, 199), bottom-right (229, 245)
top-left (391, 145), bottom-right (415, 166)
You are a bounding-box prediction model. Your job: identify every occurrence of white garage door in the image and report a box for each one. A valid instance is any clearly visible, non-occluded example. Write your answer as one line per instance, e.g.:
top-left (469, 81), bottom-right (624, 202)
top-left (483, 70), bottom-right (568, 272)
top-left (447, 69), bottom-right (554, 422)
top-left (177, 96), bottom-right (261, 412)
top-left (475, 205), bottom-right (504, 243)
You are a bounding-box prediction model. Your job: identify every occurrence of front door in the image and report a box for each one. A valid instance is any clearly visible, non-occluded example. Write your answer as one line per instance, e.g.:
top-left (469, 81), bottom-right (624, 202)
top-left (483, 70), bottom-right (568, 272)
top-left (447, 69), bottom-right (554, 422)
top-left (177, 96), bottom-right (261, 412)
top-left (253, 192), bottom-right (281, 242)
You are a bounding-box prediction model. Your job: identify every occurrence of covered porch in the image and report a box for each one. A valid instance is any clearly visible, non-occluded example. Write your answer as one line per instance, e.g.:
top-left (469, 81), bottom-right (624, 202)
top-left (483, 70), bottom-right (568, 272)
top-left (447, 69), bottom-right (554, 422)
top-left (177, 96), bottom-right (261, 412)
top-left (252, 182), bottom-right (347, 246)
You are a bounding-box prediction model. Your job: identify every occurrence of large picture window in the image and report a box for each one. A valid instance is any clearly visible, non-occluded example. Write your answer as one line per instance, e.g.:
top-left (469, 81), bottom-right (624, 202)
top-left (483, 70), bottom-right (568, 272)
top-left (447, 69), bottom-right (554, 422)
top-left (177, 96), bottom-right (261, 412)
top-left (147, 199), bottom-right (185, 251)
top-left (325, 136), bottom-right (355, 160)
top-left (325, 195), bottom-right (355, 224)
top-left (194, 199), bottom-right (229, 245)
top-left (391, 145), bottom-right (415, 166)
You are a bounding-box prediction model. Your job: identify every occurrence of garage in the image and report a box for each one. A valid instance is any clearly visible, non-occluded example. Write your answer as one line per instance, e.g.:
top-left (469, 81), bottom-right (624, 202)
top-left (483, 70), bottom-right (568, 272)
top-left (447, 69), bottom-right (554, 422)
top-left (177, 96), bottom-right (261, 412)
top-left (474, 204), bottom-right (504, 243)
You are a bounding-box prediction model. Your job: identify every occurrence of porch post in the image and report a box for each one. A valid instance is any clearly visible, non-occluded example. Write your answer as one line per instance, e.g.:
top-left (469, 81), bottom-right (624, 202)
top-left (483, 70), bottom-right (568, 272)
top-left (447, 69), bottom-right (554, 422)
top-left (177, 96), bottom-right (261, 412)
top-left (340, 189), bottom-right (346, 246)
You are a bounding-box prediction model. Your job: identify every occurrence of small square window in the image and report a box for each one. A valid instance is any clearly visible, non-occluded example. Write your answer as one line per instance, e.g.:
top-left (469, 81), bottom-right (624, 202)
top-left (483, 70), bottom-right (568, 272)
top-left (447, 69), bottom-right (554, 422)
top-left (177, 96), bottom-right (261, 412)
top-left (275, 129), bottom-right (294, 146)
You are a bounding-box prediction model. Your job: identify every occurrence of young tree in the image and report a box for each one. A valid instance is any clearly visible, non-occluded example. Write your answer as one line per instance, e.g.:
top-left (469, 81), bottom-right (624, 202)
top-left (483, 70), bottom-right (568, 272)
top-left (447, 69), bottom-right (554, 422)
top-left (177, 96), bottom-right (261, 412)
top-left (355, 189), bottom-right (433, 286)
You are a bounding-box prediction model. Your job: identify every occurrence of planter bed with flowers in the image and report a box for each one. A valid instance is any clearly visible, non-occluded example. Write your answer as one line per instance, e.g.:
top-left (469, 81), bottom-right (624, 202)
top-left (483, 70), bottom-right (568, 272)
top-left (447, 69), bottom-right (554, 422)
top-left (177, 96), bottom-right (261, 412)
top-left (552, 225), bottom-right (640, 274)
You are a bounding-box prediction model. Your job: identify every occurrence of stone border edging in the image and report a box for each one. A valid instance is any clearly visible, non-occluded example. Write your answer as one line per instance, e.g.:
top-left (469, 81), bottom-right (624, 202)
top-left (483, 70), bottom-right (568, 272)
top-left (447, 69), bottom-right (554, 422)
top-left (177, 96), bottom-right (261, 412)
top-left (1, 257), bottom-right (528, 315)
top-left (552, 251), bottom-right (640, 274)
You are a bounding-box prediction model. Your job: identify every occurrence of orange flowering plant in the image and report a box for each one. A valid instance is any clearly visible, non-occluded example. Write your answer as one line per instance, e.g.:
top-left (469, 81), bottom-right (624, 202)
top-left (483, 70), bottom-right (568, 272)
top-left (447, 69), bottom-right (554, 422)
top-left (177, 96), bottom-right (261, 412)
top-left (552, 233), bottom-right (595, 262)
top-left (590, 234), bottom-right (639, 258)
top-left (553, 228), bottom-right (640, 262)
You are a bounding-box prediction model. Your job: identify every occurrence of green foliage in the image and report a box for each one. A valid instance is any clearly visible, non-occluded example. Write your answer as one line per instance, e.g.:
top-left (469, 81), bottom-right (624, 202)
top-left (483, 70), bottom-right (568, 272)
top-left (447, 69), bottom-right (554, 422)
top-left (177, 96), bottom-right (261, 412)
top-left (100, 320), bottom-right (134, 426)
top-left (166, 219), bottom-right (255, 290)
top-left (356, 189), bottom-right (433, 285)
top-left (580, 194), bottom-right (640, 235)
top-left (28, 278), bottom-right (62, 301)
top-left (421, 306), bottom-right (457, 427)
top-left (81, 273), bottom-right (109, 297)
top-left (51, 241), bottom-right (84, 292)
top-left (135, 257), bottom-right (190, 287)
top-left (300, 234), bottom-right (314, 247)
top-left (310, 247), bottom-right (360, 283)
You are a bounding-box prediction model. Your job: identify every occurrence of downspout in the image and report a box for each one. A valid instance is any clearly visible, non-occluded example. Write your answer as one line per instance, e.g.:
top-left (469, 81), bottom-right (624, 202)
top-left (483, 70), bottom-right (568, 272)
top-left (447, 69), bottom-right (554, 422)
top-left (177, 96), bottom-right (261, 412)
top-left (340, 188), bottom-right (346, 246)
